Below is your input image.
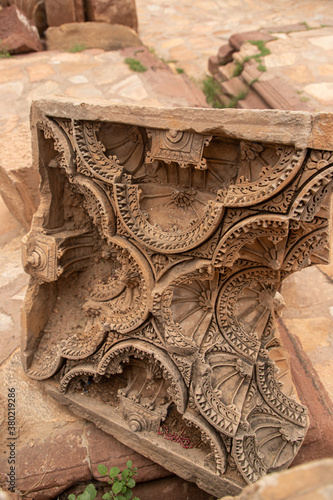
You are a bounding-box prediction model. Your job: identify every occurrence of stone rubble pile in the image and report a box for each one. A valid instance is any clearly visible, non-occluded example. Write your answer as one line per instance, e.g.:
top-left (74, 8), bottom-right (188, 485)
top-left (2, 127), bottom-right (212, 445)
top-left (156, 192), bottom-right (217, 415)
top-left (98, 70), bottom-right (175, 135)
top-left (208, 27), bottom-right (314, 111)
top-left (0, 0), bottom-right (139, 55)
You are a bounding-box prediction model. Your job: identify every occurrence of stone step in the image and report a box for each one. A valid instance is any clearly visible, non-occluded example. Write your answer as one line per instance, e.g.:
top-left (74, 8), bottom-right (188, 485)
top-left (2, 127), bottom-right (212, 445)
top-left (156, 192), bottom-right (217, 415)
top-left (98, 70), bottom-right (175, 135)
top-left (220, 76), bottom-right (248, 98)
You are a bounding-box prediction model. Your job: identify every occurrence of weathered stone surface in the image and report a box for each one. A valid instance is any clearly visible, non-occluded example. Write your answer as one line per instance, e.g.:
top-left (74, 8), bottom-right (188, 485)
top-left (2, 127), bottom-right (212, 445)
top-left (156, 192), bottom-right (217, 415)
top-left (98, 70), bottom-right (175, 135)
top-left (208, 55), bottom-right (220, 75)
top-left (217, 43), bottom-right (234, 65)
top-left (0, 123), bottom-right (39, 230)
top-left (20, 100), bottom-right (333, 497)
top-left (86, 0), bottom-right (138, 32)
top-left (0, 5), bottom-right (43, 54)
top-left (44, 0), bottom-right (84, 26)
top-left (220, 458), bottom-right (333, 500)
top-left (0, 0), bottom-right (47, 35)
top-left (45, 22), bottom-right (142, 51)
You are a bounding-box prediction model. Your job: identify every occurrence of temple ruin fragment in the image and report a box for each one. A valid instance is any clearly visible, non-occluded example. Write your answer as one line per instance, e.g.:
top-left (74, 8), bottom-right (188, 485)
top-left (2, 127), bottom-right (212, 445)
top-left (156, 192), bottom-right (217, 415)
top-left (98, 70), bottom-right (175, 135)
top-left (22, 99), bottom-right (333, 497)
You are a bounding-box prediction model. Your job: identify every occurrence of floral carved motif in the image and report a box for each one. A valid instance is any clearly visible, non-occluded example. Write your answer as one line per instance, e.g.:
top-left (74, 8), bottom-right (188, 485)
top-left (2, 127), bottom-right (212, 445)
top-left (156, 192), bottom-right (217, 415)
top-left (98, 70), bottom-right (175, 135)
top-left (22, 102), bottom-right (333, 498)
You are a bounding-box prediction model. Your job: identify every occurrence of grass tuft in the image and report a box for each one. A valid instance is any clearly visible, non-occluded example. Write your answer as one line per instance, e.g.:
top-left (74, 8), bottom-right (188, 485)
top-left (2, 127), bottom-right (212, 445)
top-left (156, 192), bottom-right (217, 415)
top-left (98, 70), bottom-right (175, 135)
top-left (202, 76), bottom-right (223, 108)
top-left (125, 57), bottom-right (148, 72)
top-left (69, 43), bottom-right (87, 53)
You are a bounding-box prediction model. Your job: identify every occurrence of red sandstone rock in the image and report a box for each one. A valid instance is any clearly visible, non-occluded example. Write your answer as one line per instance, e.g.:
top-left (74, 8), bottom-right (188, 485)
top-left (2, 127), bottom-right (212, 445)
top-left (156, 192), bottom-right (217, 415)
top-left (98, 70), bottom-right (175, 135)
top-left (229, 30), bottom-right (274, 50)
top-left (44, 0), bottom-right (85, 26)
top-left (217, 43), bottom-right (234, 64)
top-left (0, 5), bottom-right (43, 54)
top-left (208, 55), bottom-right (220, 75)
top-left (86, 0), bottom-right (138, 32)
top-left (0, 0), bottom-right (47, 35)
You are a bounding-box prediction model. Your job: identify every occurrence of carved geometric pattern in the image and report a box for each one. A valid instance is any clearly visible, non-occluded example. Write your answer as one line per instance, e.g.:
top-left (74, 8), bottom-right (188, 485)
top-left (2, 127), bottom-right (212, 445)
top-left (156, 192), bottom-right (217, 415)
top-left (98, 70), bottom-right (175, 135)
top-left (22, 102), bottom-right (333, 498)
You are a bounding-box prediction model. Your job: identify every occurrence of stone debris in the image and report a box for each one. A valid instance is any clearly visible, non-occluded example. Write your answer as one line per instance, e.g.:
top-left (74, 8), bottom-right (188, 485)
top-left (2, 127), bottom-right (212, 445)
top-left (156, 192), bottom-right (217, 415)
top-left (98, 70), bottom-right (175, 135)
top-left (0, 4), bottom-right (43, 54)
top-left (86, 0), bottom-right (138, 32)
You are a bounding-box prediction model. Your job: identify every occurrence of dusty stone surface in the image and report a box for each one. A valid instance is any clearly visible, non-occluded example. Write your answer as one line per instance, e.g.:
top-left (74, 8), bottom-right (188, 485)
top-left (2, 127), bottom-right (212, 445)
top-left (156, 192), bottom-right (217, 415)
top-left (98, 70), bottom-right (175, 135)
top-left (86, 0), bottom-right (138, 32)
top-left (0, 5), bottom-right (42, 54)
top-left (45, 22), bottom-right (142, 52)
top-left (220, 458), bottom-right (333, 500)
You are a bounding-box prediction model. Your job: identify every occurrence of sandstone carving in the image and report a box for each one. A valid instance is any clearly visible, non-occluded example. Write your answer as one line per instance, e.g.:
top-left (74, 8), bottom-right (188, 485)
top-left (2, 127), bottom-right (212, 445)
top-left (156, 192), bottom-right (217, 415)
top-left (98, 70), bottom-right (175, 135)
top-left (22, 100), bottom-right (333, 497)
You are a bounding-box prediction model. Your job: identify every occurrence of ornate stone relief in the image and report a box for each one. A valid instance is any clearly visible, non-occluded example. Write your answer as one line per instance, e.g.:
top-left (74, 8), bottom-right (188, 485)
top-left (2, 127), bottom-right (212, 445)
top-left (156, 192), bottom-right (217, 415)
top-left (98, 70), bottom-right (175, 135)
top-left (22, 102), bottom-right (333, 497)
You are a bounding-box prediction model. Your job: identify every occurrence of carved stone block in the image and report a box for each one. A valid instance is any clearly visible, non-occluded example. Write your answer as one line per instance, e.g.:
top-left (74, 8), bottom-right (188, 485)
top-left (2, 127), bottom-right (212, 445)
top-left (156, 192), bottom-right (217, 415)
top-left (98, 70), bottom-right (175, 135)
top-left (22, 99), bottom-right (333, 497)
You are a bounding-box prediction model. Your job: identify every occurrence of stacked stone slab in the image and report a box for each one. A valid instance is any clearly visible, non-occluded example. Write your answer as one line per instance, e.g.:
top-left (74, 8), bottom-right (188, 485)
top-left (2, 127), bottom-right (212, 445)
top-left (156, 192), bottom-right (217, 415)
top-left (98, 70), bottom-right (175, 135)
top-left (208, 28), bottom-right (313, 110)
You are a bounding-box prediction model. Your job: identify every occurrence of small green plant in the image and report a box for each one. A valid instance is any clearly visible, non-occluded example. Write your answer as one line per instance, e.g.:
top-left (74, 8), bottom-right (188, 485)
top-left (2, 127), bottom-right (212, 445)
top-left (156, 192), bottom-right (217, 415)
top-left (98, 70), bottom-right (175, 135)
top-left (0, 40), bottom-right (11, 58)
top-left (232, 61), bottom-right (244, 77)
top-left (125, 57), bottom-right (147, 72)
top-left (241, 40), bottom-right (271, 73)
top-left (68, 483), bottom-right (97, 500)
top-left (69, 43), bottom-right (87, 53)
top-left (68, 462), bottom-right (140, 500)
top-left (202, 76), bottom-right (223, 108)
top-left (257, 63), bottom-right (267, 72)
top-left (98, 461), bottom-right (139, 500)
top-left (176, 67), bottom-right (184, 74)
top-left (248, 40), bottom-right (271, 57)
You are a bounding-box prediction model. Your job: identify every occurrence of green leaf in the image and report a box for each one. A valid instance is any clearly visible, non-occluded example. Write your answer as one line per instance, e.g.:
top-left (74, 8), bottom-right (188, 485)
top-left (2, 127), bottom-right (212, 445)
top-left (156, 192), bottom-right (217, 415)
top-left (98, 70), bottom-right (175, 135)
top-left (112, 482), bottom-right (123, 495)
top-left (121, 485), bottom-right (127, 494)
top-left (110, 467), bottom-right (120, 479)
top-left (98, 464), bottom-right (108, 476)
top-left (78, 492), bottom-right (93, 500)
top-left (113, 476), bottom-right (120, 482)
top-left (68, 495), bottom-right (76, 500)
top-left (124, 488), bottom-right (133, 500)
top-left (126, 478), bottom-right (136, 489)
top-left (102, 494), bottom-right (112, 500)
top-left (126, 460), bottom-right (133, 468)
top-left (122, 468), bottom-right (130, 480)
top-left (84, 484), bottom-right (97, 499)
top-left (133, 497), bottom-right (140, 500)
top-left (116, 496), bottom-right (126, 500)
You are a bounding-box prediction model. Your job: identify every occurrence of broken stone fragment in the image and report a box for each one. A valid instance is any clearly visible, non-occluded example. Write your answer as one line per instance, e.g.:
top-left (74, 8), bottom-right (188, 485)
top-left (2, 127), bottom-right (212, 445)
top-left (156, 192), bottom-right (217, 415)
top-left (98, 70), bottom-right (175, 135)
top-left (0, 4), bottom-right (43, 54)
top-left (86, 0), bottom-right (138, 32)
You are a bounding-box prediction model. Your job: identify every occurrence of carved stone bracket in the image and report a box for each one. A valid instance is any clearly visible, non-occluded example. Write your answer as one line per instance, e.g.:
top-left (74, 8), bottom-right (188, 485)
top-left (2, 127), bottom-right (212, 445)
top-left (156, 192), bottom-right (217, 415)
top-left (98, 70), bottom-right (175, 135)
top-left (22, 101), bottom-right (333, 498)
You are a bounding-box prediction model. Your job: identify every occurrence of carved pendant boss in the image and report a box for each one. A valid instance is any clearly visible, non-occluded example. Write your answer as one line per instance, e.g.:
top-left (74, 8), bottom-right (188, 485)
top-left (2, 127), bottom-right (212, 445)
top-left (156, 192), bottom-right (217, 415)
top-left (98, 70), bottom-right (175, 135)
top-left (22, 101), bottom-right (332, 496)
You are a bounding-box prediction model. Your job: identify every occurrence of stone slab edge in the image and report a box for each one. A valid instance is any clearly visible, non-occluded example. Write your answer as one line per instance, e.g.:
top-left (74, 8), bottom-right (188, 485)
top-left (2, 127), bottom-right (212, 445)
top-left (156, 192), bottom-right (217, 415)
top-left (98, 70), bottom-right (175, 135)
top-left (31, 97), bottom-right (333, 150)
top-left (44, 383), bottom-right (243, 498)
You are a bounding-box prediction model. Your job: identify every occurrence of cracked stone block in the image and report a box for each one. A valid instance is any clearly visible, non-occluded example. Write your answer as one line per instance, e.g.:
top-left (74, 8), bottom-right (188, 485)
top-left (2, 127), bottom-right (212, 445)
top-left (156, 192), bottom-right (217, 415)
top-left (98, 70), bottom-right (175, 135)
top-left (21, 99), bottom-right (333, 497)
